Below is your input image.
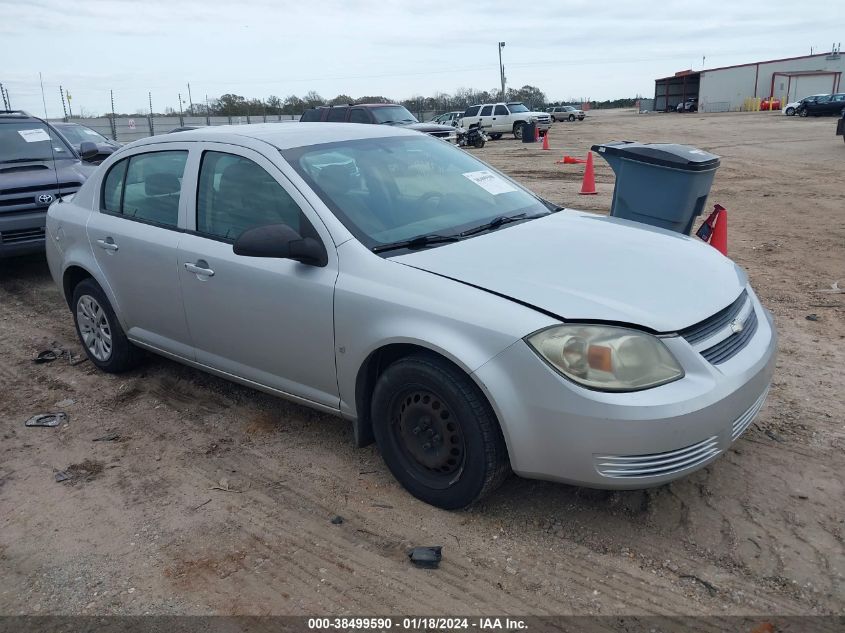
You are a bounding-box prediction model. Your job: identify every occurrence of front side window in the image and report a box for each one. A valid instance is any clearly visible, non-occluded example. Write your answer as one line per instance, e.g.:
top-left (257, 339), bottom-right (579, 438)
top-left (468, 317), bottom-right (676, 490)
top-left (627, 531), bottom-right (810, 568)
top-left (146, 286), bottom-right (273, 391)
top-left (494, 105), bottom-right (508, 115)
top-left (196, 151), bottom-right (307, 241)
top-left (463, 106), bottom-right (480, 117)
top-left (349, 108), bottom-right (369, 124)
top-left (101, 150), bottom-right (187, 227)
top-left (286, 135), bottom-right (549, 251)
top-left (480, 105), bottom-right (493, 116)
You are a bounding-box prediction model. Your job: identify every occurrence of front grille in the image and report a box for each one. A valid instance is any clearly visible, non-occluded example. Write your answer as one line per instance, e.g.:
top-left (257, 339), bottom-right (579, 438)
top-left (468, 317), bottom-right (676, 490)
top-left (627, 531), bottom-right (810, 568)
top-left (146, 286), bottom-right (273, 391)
top-left (0, 181), bottom-right (81, 196)
top-left (595, 435), bottom-right (720, 479)
top-left (0, 226), bottom-right (45, 244)
top-left (680, 290), bottom-right (747, 344)
top-left (700, 308), bottom-right (758, 364)
top-left (731, 386), bottom-right (771, 441)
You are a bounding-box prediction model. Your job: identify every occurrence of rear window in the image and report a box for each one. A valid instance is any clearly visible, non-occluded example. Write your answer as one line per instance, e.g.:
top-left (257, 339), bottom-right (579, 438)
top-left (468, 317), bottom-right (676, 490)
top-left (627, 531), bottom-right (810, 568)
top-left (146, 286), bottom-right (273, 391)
top-left (480, 105), bottom-right (493, 116)
top-left (300, 109), bottom-right (322, 122)
top-left (463, 106), bottom-right (480, 117)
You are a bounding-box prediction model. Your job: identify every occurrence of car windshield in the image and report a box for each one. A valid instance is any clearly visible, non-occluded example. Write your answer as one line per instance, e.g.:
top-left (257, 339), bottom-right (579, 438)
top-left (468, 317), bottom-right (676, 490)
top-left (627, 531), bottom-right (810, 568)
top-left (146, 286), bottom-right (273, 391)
top-left (371, 106), bottom-right (418, 124)
top-left (508, 103), bottom-right (529, 113)
top-left (0, 122), bottom-right (74, 162)
top-left (285, 135), bottom-right (550, 251)
top-left (55, 124), bottom-right (109, 145)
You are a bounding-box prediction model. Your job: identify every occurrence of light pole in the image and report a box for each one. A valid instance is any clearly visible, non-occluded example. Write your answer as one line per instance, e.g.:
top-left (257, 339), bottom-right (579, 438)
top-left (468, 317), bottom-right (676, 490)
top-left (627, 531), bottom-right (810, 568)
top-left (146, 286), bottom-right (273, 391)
top-left (498, 42), bottom-right (506, 101)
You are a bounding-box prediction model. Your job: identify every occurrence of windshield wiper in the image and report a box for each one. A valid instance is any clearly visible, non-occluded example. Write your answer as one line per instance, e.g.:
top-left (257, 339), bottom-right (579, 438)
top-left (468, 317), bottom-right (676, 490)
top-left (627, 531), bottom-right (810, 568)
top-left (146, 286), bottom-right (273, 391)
top-left (373, 233), bottom-right (461, 254)
top-left (459, 212), bottom-right (547, 237)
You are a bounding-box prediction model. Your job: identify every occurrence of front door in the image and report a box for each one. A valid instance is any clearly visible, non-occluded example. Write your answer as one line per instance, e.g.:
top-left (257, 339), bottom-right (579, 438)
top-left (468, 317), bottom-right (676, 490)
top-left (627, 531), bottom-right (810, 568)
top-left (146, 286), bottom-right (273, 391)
top-left (177, 144), bottom-right (339, 408)
top-left (88, 147), bottom-right (193, 358)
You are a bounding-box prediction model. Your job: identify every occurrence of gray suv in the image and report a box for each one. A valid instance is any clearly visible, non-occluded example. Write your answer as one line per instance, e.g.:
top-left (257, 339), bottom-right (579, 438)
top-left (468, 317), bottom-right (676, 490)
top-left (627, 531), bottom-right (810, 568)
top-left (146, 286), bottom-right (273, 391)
top-left (0, 110), bottom-right (97, 257)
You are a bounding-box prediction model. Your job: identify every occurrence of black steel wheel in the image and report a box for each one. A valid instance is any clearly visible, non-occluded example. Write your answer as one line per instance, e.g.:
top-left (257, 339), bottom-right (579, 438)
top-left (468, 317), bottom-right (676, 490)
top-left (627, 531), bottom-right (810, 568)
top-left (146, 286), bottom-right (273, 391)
top-left (371, 353), bottom-right (510, 509)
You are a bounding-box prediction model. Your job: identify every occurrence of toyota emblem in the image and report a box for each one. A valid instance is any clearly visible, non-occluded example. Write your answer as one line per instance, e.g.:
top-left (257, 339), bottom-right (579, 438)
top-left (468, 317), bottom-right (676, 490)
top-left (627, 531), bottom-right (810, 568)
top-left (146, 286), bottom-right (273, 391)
top-left (37, 193), bottom-right (54, 205)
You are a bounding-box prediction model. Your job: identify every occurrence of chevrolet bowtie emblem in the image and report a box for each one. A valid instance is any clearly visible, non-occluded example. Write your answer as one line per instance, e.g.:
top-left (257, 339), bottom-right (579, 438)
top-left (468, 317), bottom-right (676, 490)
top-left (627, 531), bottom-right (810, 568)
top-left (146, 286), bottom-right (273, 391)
top-left (730, 318), bottom-right (744, 334)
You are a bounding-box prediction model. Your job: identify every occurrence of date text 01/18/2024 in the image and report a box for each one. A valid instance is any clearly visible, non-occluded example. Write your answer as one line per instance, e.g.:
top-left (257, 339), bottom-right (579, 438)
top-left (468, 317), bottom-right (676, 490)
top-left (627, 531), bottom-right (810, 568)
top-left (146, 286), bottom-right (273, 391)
top-left (306, 617), bottom-right (528, 630)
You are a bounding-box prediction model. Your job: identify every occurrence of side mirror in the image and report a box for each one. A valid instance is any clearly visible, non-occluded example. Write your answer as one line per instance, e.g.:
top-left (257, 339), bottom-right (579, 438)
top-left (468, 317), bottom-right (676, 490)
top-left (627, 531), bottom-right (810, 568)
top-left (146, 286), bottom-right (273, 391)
top-left (79, 141), bottom-right (99, 161)
top-left (233, 223), bottom-right (328, 267)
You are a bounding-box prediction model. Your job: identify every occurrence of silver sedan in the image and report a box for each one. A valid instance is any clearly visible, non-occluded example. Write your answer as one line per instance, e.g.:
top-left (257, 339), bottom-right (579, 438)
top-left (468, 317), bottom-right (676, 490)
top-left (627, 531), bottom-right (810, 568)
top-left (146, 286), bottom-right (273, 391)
top-left (45, 123), bottom-right (776, 509)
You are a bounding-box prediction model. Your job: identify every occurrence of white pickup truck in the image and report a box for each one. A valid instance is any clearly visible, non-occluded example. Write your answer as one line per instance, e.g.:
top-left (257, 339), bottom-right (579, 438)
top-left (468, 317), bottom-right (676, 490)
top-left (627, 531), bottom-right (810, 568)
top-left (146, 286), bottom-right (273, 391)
top-left (459, 102), bottom-right (551, 140)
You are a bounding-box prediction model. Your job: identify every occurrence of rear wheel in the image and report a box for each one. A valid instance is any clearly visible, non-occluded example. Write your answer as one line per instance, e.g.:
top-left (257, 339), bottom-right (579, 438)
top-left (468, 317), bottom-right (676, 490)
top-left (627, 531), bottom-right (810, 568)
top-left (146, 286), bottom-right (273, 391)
top-left (473, 137), bottom-right (485, 149)
top-left (799, 108), bottom-right (808, 117)
top-left (371, 353), bottom-right (510, 509)
top-left (72, 279), bottom-right (142, 373)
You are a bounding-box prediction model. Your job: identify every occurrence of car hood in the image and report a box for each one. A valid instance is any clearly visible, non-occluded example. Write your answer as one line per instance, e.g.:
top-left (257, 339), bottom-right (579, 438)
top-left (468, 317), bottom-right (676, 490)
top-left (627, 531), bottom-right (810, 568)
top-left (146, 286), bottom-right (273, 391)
top-left (401, 122), bottom-right (457, 134)
top-left (393, 210), bottom-right (747, 333)
top-left (0, 158), bottom-right (95, 185)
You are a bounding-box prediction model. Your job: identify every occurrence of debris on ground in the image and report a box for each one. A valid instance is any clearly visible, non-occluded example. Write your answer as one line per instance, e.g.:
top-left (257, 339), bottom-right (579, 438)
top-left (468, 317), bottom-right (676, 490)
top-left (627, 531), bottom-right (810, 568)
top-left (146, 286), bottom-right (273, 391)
top-left (680, 573), bottom-right (718, 596)
top-left (54, 471), bottom-right (71, 483)
top-left (765, 429), bottom-right (785, 443)
top-left (330, 515), bottom-right (344, 525)
top-left (33, 350), bottom-right (59, 364)
top-left (209, 477), bottom-right (249, 493)
top-left (805, 314), bottom-right (819, 321)
top-left (408, 546), bottom-right (442, 569)
top-left (92, 432), bottom-right (120, 442)
top-left (25, 413), bottom-right (68, 428)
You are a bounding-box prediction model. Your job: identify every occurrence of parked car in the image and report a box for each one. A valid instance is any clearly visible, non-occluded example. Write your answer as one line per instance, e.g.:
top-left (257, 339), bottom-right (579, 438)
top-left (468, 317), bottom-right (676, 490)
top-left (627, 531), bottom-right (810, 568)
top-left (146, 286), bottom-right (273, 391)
top-left (782, 94), bottom-right (827, 116)
top-left (837, 108), bottom-right (845, 143)
top-left (1, 110), bottom-right (98, 257)
top-left (429, 111), bottom-right (463, 127)
top-left (459, 102), bottom-right (551, 140)
top-left (796, 93), bottom-right (845, 117)
top-left (45, 123), bottom-right (776, 509)
top-left (675, 98), bottom-right (698, 113)
top-left (300, 104), bottom-right (457, 141)
top-left (547, 105), bottom-right (585, 122)
top-left (52, 122), bottom-right (120, 164)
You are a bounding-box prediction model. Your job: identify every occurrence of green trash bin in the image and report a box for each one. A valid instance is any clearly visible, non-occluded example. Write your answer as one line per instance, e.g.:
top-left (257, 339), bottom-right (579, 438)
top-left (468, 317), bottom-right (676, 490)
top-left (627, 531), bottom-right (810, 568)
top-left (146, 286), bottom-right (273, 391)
top-left (592, 141), bottom-right (721, 234)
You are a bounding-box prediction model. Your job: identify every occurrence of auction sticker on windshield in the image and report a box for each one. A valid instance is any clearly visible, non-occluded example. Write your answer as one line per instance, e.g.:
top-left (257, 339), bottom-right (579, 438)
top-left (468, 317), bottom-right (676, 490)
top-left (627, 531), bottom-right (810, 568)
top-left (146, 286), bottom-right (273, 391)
top-left (463, 170), bottom-right (518, 195)
top-left (18, 129), bottom-right (51, 143)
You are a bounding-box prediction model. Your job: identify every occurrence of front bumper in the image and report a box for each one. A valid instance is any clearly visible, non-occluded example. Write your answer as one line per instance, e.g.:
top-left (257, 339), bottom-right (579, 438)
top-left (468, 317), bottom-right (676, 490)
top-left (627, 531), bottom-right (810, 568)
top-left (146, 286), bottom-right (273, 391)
top-left (473, 295), bottom-right (777, 488)
top-left (0, 210), bottom-right (47, 258)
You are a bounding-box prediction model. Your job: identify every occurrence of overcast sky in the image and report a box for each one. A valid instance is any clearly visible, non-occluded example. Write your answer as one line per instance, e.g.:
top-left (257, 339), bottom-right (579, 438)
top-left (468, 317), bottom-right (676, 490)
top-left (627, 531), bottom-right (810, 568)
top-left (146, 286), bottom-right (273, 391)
top-left (2, 0), bottom-right (843, 118)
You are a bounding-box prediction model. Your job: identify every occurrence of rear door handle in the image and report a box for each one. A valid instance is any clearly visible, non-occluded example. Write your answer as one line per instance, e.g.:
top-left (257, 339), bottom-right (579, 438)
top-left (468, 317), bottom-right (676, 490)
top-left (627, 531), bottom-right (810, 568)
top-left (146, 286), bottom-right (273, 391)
top-left (185, 261), bottom-right (214, 277)
top-left (96, 238), bottom-right (118, 252)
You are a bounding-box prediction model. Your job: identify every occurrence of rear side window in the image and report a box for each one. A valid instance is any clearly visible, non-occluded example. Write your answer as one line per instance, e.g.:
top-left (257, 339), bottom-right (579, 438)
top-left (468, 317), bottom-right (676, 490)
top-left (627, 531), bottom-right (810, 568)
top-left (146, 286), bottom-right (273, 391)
top-left (327, 107), bottom-right (348, 122)
top-left (480, 105), bottom-right (493, 116)
top-left (196, 151), bottom-right (308, 241)
top-left (349, 109), bottom-right (369, 123)
top-left (101, 150), bottom-right (188, 228)
top-left (300, 109), bottom-right (321, 122)
top-left (494, 105), bottom-right (508, 115)
top-left (463, 106), bottom-right (480, 117)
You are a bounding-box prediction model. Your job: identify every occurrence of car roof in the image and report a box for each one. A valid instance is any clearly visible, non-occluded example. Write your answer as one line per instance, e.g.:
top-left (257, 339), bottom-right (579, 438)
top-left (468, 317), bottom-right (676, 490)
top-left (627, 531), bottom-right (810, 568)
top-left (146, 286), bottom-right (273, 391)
top-left (129, 122), bottom-right (421, 151)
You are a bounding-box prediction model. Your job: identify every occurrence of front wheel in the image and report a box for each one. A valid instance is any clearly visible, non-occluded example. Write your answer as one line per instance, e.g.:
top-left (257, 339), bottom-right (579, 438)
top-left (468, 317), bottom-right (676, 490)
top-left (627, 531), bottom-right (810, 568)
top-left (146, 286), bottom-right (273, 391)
top-left (513, 123), bottom-right (524, 140)
top-left (473, 137), bottom-right (485, 149)
top-left (371, 354), bottom-right (510, 509)
top-left (799, 109), bottom-right (808, 117)
top-left (568, 114), bottom-right (575, 122)
top-left (785, 107), bottom-right (795, 116)
top-left (72, 278), bottom-right (142, 373)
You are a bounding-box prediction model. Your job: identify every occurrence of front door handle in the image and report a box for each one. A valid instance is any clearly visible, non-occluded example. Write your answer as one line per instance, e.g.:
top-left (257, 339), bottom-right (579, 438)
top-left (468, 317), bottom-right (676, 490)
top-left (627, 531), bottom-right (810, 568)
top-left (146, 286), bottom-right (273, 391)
top-left (96, 237), bottom-right (118, 252)
top-left (185, 260), bottom-right (214, 277)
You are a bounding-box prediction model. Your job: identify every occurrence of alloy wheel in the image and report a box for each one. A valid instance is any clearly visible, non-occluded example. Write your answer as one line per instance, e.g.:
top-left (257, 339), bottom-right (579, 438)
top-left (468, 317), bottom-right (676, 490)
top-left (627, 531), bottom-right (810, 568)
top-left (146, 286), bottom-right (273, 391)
top-left (76, 294), bottom-right (113, 361)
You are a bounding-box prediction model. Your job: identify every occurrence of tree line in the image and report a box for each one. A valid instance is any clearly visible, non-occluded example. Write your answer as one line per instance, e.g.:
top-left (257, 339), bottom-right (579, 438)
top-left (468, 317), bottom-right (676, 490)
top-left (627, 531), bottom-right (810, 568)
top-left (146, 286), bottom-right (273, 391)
top-left (105, 86), bottom-right (640, 118)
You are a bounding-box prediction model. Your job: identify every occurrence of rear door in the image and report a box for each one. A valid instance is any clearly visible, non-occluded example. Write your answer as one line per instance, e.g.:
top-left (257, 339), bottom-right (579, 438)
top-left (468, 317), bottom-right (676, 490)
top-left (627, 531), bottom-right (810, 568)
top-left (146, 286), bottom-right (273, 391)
top-left (87, 144), bottom-right (194, 357)
top-left (176, 143), bottom-right (339, 407)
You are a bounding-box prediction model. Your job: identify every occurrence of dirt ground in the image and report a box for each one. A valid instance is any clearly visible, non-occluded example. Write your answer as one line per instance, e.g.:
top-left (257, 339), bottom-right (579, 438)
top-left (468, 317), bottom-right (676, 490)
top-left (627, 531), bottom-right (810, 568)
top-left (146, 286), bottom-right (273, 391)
top-left (0, 109), bottom-right (843, 617)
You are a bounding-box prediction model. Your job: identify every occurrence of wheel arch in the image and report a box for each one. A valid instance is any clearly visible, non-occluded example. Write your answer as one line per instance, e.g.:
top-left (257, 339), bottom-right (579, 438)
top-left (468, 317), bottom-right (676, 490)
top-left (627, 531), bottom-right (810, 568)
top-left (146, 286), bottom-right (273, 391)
top-left (62, 265), bottom-right (95, 309)
top-left (352, 342), bottom-right (501, 450)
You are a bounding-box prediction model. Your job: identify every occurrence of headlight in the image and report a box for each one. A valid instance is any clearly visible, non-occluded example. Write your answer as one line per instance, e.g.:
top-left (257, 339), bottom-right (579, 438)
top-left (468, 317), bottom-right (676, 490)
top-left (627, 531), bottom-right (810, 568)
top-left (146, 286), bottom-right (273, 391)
top-left (526, 325), bottom-right (684, 392)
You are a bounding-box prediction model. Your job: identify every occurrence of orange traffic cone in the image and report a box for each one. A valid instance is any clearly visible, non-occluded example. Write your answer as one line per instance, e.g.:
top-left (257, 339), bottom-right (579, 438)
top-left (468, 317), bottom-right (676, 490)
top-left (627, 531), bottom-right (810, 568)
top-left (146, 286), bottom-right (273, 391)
top-left (579, 152), bottom-right (597, 195)
top-left (696, 204), bottom-right (728, 255)
top-left (542, 131), bottom-right (550, 150)
top-left (710, 205), bottom-right (728, 255)
top-left (555, 155), bottom-right (588, 165)
top-left (534, 125), bottom-right (540, 142)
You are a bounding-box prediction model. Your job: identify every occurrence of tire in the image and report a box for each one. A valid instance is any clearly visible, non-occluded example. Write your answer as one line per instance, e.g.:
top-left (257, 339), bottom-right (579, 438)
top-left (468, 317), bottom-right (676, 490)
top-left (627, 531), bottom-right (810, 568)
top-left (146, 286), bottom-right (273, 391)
top-left (371, 353), bottom-right (510, 509)
top-left (473, 138), bottom-right (485, 149)
top-left (785, 107), bottom-right (795, 116)
top-left (72, 278), bottom-right (142, 373)
top-left (568, 114), bottom-right (575, 122)
top-left (490, 133), bottom-right (502, 140)
top-left (513, 122), bottom-right (524, 140)
top-left (799, 108), bottom-right (808, 117)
